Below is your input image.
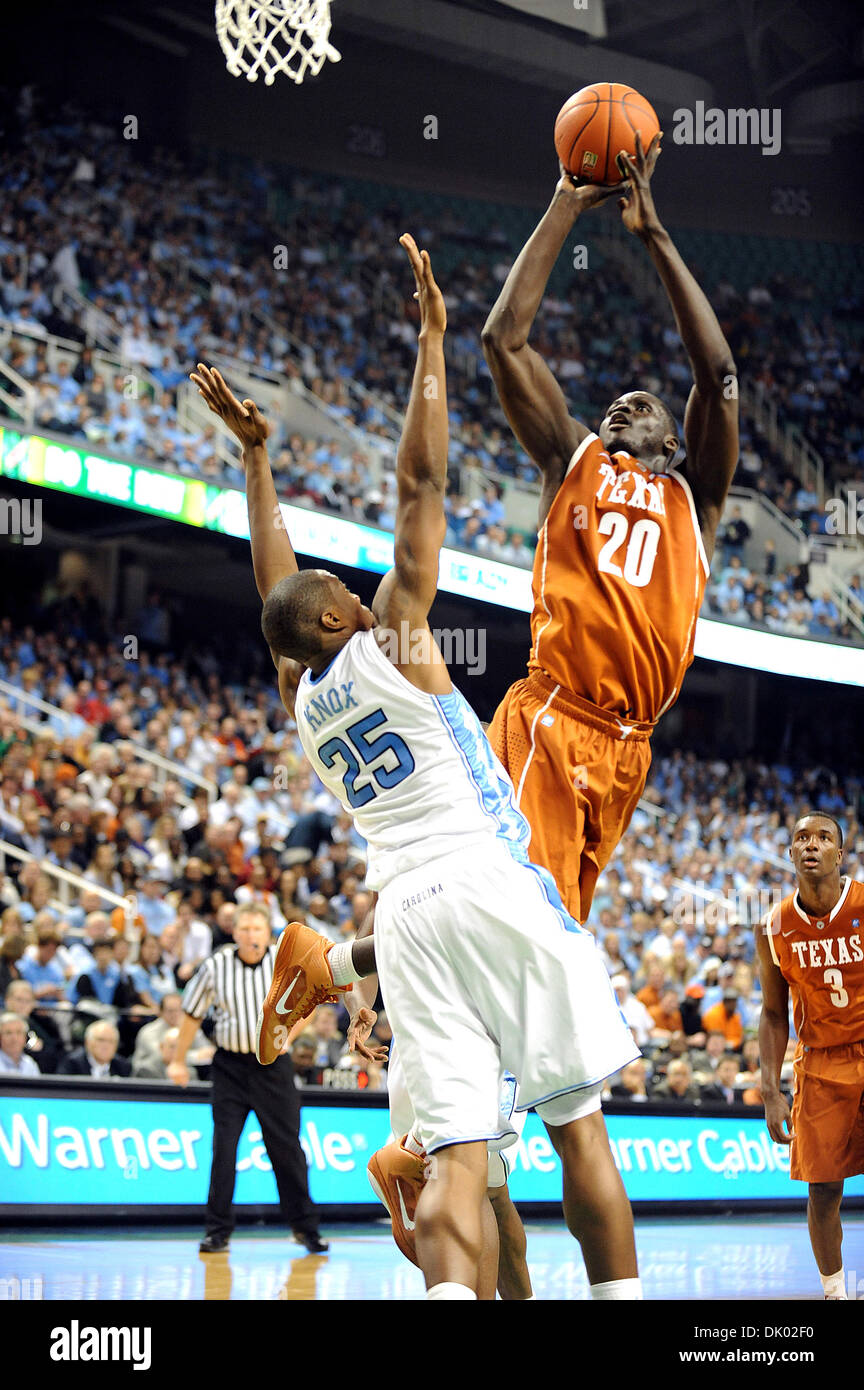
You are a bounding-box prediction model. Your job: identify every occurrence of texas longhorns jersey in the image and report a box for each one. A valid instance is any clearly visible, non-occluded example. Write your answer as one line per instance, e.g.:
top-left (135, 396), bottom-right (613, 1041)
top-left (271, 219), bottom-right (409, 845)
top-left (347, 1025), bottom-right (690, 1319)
top-left (765, 877), bottom-right (864, 1048)
top-left (529, 433), bottom-right (709, 723)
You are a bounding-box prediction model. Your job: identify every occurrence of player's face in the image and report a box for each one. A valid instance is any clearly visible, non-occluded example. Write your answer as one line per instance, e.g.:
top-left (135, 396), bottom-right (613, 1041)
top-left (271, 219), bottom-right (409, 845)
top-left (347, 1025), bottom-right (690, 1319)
top-left (789, 817), bottom-right (843, 878)
top-left (599, 392), bottom-right (675, 469)
top-left (335, 578), bottom-right (375, 633)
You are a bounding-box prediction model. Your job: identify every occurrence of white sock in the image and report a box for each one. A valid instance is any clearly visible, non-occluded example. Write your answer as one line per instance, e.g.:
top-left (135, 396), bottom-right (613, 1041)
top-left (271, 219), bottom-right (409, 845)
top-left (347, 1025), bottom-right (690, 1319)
top-left (820, 1269), bottom-right (847, 1299)
top-left (403, 1128), bottom-right (425, 1157)
top-left (426, 1282), bottom-right (477, 1301)
top-left (590, 1277), bottom-right (644, 1300)
top-left (328, 942), bottom-right (362, 987)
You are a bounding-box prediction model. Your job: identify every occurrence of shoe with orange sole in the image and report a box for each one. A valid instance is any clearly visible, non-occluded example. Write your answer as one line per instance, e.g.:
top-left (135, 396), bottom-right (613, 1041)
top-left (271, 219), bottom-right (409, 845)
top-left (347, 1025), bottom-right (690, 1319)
top-left (367, 1135), bottom-right (428, 1267)
top-left (256, 921), bottom-right (351, 1065)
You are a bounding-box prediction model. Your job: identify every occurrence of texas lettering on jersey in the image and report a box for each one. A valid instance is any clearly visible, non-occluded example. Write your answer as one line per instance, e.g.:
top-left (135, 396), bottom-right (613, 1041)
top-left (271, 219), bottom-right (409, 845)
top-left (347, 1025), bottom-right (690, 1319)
top-left (766, 878), bottom-right (864, 1048)
top-left (529, 434), bottom-right (709, 723)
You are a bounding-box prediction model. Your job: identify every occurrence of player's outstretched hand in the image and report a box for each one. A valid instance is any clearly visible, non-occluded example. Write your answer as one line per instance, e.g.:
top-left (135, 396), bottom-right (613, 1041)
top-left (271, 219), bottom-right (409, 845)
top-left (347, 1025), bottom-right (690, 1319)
top-left (556, 163), bottom-right (627, 210)
top-left (347, 1006), bottom-right (389, 1064)
top-left (189, 363), bottom-right (270, 449)
top-left (615, 129), bottom-right (663, 238)
top-left (763, 1091), bottom-right (794, 1145)
top-left (399, 233), bottom-right (446, 336)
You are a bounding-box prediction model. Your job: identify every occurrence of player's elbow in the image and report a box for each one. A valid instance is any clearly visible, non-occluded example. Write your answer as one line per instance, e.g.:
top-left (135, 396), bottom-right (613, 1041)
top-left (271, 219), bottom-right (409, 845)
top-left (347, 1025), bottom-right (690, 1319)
top-left (481, 309), bottom-right (524, 358)
top-left (705, 355), bottom-right (737, 392)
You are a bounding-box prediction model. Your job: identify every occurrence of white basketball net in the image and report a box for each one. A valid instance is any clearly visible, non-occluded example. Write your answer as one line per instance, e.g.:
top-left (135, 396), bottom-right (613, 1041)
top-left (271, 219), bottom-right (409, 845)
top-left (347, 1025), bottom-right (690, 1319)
top-left (215, 0), bottom-right (341, 86)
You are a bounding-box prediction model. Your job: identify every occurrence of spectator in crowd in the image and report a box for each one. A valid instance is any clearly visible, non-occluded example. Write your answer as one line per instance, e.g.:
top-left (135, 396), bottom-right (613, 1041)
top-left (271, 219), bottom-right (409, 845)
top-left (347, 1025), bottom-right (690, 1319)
top-left (17, 923), bottom-right (68, 1003)
top-left (701, 988), bottom-right (745, 1052)
top-left (611, 974), bottom-right (654, 1049)
top-left (700, 1054), bottom-right (741, 1104)
top-left (690, 1030), bottom-right (731, 1081)
top-left (131, 992), bottom-right (213, 1077)
top-left (291, 1031), bottom-right (324, 1087)
top-left (129, 933), bottom-right (179, 1005)
top-left (131, 1026), bottom-right (182, 1081)
top-left (68, 936), bottom-right (119, 1006)
top-left (650, 1058), bottom-right (701, 1104)
top-left (59, 1020), bottom-right (131, 1078)
top-left (608, 1058), bottom-right (650, 1102)
top-left (3, 980), bottom-right (64, 1072)
top-left (649, 988), bottom-right (685, 1042)
top-left (0, 1011), bottom-right (41, 1077)
top-left (310, 1004), bottom-right (346, 1069)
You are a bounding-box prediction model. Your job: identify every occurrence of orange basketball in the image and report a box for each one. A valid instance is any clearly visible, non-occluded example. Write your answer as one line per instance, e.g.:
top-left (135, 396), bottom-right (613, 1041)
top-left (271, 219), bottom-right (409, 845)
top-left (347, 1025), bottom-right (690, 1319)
top-left (554, 82), bottom-right (660, 184)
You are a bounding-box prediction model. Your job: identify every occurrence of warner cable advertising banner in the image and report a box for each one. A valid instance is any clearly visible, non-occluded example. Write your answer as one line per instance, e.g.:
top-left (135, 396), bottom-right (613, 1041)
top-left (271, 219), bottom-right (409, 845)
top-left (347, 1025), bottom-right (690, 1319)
top-left (3, 1086), bottom-right (863, 1212)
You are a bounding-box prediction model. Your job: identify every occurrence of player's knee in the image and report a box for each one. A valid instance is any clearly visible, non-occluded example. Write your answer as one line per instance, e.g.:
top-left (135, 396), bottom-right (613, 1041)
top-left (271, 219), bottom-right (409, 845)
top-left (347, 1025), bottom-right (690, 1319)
top-left (808, 1181), bottom-right (843, 1208)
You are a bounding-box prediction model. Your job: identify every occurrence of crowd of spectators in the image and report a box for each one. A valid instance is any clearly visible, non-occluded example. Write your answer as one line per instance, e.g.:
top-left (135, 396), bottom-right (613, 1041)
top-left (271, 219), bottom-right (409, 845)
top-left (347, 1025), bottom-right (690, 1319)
top-left (0, 601), bottom-right (861, 1102)
top-left (1, 93), bottom-right (863, 640)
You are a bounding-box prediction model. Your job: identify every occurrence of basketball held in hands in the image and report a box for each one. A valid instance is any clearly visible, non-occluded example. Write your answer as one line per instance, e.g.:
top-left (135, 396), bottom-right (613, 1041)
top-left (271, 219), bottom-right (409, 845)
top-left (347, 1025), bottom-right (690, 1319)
top-left (555, 82), bottom-right (660, 184)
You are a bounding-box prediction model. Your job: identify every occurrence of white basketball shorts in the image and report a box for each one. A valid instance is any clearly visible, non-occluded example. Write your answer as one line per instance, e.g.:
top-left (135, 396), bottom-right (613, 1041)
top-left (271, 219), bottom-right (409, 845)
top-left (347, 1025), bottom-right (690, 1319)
top-left (388, 1046), bottom-right (525, 1187)
top-left (374, 838), bottom-right (639, 1156)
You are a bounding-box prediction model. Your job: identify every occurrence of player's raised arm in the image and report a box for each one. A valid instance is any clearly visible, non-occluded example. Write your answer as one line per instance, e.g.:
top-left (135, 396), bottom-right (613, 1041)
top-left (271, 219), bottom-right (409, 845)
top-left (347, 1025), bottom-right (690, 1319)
top-left (616, 133), bottom-right (738, 559)
top-left (376, 234), bottom-right (449, 629)
top-left (481, 174), bottom-right (619, 507)
top-left (756, 916), bottom-right (793, 1145)
top-left (189, 364), bottom-right (304, 712)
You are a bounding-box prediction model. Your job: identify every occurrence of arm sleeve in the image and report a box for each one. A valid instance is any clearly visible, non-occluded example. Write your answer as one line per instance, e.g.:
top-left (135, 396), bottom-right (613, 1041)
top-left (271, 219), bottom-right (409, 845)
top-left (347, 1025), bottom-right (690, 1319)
top-left (180, 957), bottom-right (216, 1020)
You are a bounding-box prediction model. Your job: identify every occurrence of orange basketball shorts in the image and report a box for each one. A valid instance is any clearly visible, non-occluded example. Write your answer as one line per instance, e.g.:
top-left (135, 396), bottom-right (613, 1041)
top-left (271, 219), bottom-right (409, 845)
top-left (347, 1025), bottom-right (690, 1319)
top-left (790, 1040), bottom-right (864, 1183)
top-left (488, 671), bottom-right (653, 924)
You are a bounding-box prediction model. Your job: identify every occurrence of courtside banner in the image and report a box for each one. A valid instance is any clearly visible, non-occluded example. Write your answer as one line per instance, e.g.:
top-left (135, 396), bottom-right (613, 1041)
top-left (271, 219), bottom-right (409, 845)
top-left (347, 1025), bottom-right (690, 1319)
top-left (3, 424), bottom-right (863, 684)
top-left (2, 1090), bottom-right (863, 1209)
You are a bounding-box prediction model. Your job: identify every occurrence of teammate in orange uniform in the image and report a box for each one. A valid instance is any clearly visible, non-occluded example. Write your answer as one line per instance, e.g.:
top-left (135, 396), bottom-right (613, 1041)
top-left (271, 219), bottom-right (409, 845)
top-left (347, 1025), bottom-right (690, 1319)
top-left (481, 131), bottom-right (738, 923)
top-left (757, 813), bottom-right (864, 1300)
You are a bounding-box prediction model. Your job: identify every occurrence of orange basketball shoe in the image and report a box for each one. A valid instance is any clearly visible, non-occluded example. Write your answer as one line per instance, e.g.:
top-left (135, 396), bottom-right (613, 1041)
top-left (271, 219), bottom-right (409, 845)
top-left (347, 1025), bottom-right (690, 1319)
top-left (256, 921), bottom-right (351, 1065)
top-left (367, 1135), bottom-right (429, 1267)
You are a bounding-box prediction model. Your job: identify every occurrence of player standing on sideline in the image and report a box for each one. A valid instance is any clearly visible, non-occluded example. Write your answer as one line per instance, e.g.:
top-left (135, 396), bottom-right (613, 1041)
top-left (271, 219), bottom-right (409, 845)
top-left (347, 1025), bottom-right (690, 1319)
top-left (481, 132), bottom-right (739, 925)
top-left (192, 234), bottom-right (640, 1302)
top-left (756, 813), bottom-right (864, 1300)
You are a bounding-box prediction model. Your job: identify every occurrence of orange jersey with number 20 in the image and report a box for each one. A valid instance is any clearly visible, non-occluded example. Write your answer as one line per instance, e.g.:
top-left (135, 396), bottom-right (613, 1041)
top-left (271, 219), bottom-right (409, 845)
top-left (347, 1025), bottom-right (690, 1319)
top-left (529, 433), bottom-right (709, 723)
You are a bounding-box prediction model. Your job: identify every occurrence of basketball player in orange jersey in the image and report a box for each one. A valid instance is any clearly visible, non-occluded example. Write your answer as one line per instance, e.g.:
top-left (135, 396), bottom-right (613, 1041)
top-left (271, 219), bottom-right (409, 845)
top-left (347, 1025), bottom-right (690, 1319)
top-left (757, 813), bottom-right (864, 1301)
top-left (481, 131), bottom-right (739, 925)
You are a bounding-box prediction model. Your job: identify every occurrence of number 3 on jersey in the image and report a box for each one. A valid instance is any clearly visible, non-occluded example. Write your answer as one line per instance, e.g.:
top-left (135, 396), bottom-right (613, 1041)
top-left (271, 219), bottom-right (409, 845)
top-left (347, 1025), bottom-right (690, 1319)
top-left (318, 708), bottom-right (415, 808)
top-left (597, 511), bottom-right (661, 588)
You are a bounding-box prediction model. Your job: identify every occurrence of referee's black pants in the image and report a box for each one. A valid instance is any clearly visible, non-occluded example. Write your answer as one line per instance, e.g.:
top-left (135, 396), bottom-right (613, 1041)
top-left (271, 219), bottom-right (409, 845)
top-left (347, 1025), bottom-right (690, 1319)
top-left (205, 1049), bottom-right (318, 1241)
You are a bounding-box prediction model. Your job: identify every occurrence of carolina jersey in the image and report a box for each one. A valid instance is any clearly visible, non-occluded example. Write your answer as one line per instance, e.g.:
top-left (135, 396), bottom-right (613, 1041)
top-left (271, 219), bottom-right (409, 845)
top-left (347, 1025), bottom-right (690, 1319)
top-left (765, 878), bottom-right (864, 1048)
top-left (295, 629), bottom-right (530, 890)
top-left (529, 433), bottom-right (709, 723)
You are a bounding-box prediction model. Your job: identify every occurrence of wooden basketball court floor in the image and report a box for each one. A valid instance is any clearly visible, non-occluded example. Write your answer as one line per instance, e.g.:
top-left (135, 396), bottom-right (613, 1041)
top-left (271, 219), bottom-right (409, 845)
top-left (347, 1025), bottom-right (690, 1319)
top-left (2, 1214), bottom-right (862, 1300)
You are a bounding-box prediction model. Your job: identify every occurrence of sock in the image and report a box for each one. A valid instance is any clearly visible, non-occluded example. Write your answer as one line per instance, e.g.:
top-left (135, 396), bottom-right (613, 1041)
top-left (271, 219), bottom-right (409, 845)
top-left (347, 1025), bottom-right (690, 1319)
top-left (590, 1277), bottom-right (644, 1300)
top-left (403, 1128), bottom-right (425, 1157)
top-left (328, 942), bottom-right (362, 987)
top-left (426, 1282), bottom-right (477, 1301)
top-left (820, 1269), bottom-right (847, 1299)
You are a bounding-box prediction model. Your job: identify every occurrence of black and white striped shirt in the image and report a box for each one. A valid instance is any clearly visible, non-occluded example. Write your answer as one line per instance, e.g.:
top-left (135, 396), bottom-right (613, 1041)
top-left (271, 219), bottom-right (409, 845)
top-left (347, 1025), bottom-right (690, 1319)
top-left (182, 944), bottom-right (276, 1054)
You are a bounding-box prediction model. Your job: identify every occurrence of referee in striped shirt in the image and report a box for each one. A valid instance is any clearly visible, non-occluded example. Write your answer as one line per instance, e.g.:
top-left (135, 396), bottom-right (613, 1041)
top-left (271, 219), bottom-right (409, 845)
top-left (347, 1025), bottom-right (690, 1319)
top-left (168, 903), bottom-right (327, 1255)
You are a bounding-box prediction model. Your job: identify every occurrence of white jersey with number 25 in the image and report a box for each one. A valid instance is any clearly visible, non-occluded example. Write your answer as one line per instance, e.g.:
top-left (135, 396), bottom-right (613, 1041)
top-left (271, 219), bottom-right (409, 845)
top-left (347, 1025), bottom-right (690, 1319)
top-left (295, 629), bottom-right (530, 891)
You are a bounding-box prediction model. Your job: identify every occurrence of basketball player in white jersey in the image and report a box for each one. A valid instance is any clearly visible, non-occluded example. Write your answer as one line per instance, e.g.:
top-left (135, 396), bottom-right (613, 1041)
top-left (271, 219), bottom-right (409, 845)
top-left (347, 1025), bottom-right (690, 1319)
top-left (190, 236), bottom-right (640, 1302)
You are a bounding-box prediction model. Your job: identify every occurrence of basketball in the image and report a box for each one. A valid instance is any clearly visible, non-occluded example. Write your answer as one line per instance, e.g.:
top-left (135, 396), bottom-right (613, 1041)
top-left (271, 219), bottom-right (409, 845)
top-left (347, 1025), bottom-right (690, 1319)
top-left (554, 82), bottom-right (660, 183)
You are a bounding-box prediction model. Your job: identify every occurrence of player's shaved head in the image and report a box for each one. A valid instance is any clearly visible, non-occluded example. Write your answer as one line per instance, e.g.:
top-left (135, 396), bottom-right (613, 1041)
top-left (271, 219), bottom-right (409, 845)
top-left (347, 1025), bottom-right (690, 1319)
top-left (261, 570), bottom-right (374, 666)
top-left (261, 571), bottom-right (340, 663)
